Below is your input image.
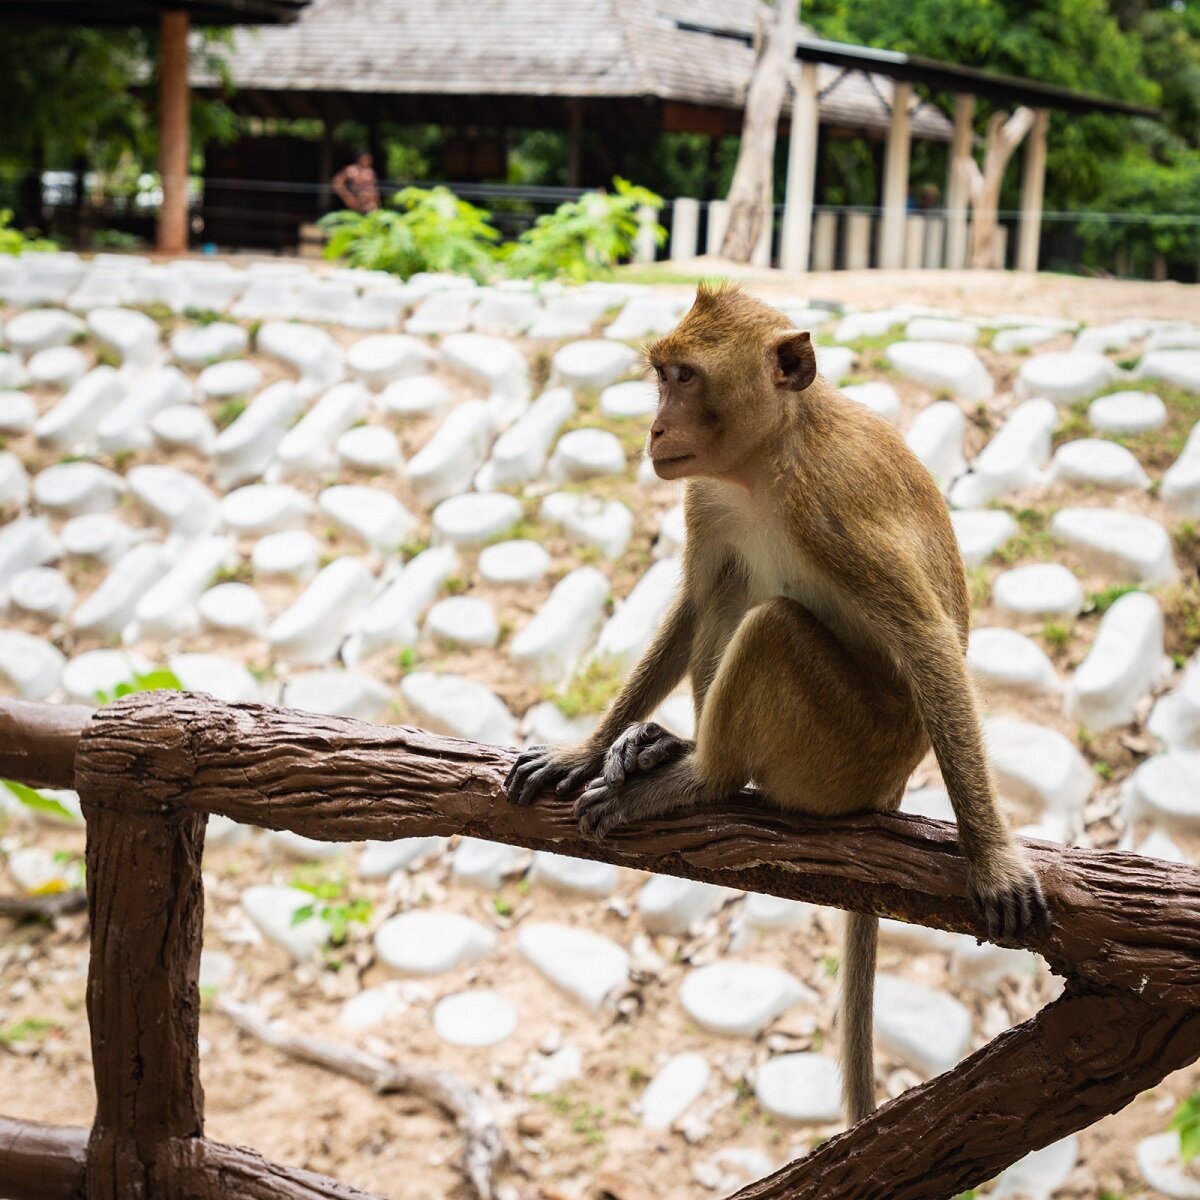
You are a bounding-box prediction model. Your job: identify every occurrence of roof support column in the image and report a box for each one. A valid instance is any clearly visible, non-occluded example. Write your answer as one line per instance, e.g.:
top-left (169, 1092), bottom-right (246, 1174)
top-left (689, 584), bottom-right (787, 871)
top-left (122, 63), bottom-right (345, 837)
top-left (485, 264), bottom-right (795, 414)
top-left (780, 61), bottom-right (819, 273)
top-left (1017, 107), bottom-right (1049, 273)
top-left (878, 80), bottom-right (912, 269)
top-left (944, 92), bottom-right (974, 270)
top-left (157, 9), bottom-right (190, 256)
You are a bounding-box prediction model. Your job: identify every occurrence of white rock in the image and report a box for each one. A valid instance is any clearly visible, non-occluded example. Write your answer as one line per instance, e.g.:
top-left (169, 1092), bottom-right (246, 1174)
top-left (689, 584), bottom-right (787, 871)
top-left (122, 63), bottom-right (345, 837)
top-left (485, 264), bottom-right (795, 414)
top-left (128, 464), bottom-right (220, 537)
top-left (1124, 752), bottom-right (1200, 832)
top-left (347, 334), bottom-right (434, 387)
top-left (905, 316), bottom-right (978, 344)
top-left (1139, 349), bottom-right (1200, 394)
top-left (596, 559), bottom-right (681, 672)
top-left (0, 452), bottom-right (28, 506)
top-left (742, 894), bottom-right (815, 931)
top-left (993, 326), bottom-right (1060, 354)
top-left (521, 701), bottom-right (599, 747)
top-left (33, 461), bottom-right (124, 517)
top-left (841, 381), bottom-right (900, 423)
top-left (275, 382), bottom-right (371, 478)
top-left (198, 949), bottom-right (237, 993)
top-left (655, 505), bottom-right (686, 560)
top-left (815, 345), bottom-right (856, 385)
top-left (754, 1053), bottom-right (842, 1124)
top-left (0, 517), bottom-right (60, 600)
top-left (337, 424), bottom-right (401, 473)
top-left (451, 837), bottom-right (526, 888)
top-left (524, 1045), bottom-right (584, 1094)
top-left (540, 492), bottom-right (633, 559)
top-left (35, 367), bottom-right (124, 452)
top-left (406, 291), bottom-right (474, 336)
top-left (471, 291), bottom-right (541, 336)
top-left (834, 310), bottom-right (906, 342)
top-left (1088, 389), bottom-right (1166, 434)
top-left (407, 400), bottom-right (494, 506)
top-left (431, 491), bottom-right (521, 547)
top-left (442, 332), bottom-right (528, 406)
top-left (479, 539), bottom-right (550, 584)
top-left (531, 851), bottom-right (620, 896)
top-left (873, 974), bottom-right (971, 1076)
top-left (97, 367), bottom-right (192, 454)
top-left (240, 885), bottom-right (330, 963)
top-left (381, 374), bottom-right (450, 419)
top-left (318, 484), bottom-right (415, 553)
top-left (59, 513), bottom-right (129, 563)
top-left (951, 510), bottom-right (1017, 568)
top-left (7, 846), bottom-right (84, 894)
top-left (337, 986), bottom-right (411, 1030)
top-left (948, 399), bottom-right (1056, 507)
top-left (221, 484), bottom-right (312, 535)
top-left (150, 404), bottom-right (216, 455)
top-left (993, 563), bottom-right (1084, 618)
top-left (213, 380), bottom-right (305, 488)
top-left (401, 672), bottom-right (516, 745)
top-left (347, 545), bottom-right (457, 659)
top-left (434, 990), bottom-right (518, 1047)
top-left (680, 961), bottom-right (807, 1038)
top-left (376, 911), bottom-right (496, 975)
top-left (968, 628), bottom-right (1059, 694)
top-left (654, 693), bottom-right (695, 739)
top-left (251, 529), bottom-right (321, 580)
top-left (0, 390), bottom-right (35, 435)
top-left (601, 379), bottom-right (657, 418)
top-left (60, 649), bottom-right (152, 705)
top-left (1048, 438), bottom-right (1150, 490)
top-left (482, 387), bottom-right (575, 487)
top-left (0, 630), bottom-right (65, 700)
top-left (170, 321), bottom-right (248, 366)
top-left (73, 543), bottom-right (170, 637)
top-left (86, 307), bottom-right (160, 366)
top-left (425, 596), bottom-right (499, 648)
top-left (605, 295), bottom-right (687, 340)
top-left (549, 428), bottom-right (626, 482)
top-left (638, 876), bottom-right (730, 935)
top-left (886, 341), bottom-right (993, 402)
top-left (134, 536), bottom-right (234, 638)
top-left (268, 557), bottom-right (373, 664)
top-left (984, 716), bottom-right (1094, 824)
top-left (511, 567), bottom-right (610, 684)
top-left (949, 938), bottom-right (1039, 997)
top-left (5, 308), bottom-right (84, 354)
top-left (198, 583), bottom-right (267, 635)
top-left (28, 345), bottom-right (86, 388)
top-left (1016, 351), bottom-right (1116, 404)
top-left (905, 401), bottom-right (966, 489)
top-left (692, 1149), bottom-right (777, 1195)
top-left (553, 339), bottom-right (638, 391)
top-left (518, 921), bottom-right (630, 1011)
top-left (358, 837), bottom-right (446, 879)
top-left (168, 652), bottom-right (260, 704)
top-left (9, 567), bottom-right (74, 620)
top-left (257, 322), bottom-right (343, 396)
top-left (1163, 421), bottom-right (1200, 515)
top-left (1051, 507), bottom-right (1176, 585)
top-left (0, 353), bottom-right (24, 390)
top-left (1147, 328), bottom-right (1200, 352)
top-left (1136, 1133), bottom-right (1200, 1200)
top-left (285, 670), bottom-right (392, 721)
top-left (197, 359), bottom-right (263, 400)
top-left (640, 1052), bottom-right (711, 1131)
top-left (1149, 660), bottom-right (1200, 752)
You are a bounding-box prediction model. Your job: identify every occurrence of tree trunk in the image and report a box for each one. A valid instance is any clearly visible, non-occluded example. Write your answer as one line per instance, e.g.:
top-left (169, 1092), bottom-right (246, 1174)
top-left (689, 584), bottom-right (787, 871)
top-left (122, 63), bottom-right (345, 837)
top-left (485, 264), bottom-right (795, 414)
top-left (720, 1), bottom-right (798, 262)
top-left (955, 107), bottom-right (1034, 269)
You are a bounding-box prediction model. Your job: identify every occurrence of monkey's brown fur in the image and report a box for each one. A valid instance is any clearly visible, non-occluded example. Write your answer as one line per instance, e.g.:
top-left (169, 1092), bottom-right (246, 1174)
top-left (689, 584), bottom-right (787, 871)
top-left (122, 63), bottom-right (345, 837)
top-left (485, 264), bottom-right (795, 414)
top-left (506, 282), bottom-right (1048, 1125)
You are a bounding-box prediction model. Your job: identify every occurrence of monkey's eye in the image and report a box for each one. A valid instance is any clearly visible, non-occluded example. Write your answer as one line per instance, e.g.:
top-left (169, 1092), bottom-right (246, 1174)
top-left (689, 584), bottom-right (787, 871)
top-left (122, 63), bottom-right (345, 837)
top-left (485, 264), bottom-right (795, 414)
top-left (655, 365), bottom-right (667, 383)
top-left (676, 365), bottom-right (695, 384)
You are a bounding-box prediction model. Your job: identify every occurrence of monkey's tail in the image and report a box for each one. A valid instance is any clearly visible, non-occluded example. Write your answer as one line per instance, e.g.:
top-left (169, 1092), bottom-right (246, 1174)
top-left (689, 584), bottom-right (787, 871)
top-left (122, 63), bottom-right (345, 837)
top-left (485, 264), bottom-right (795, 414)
top-left (840, 910), bottom-right (878, 1126)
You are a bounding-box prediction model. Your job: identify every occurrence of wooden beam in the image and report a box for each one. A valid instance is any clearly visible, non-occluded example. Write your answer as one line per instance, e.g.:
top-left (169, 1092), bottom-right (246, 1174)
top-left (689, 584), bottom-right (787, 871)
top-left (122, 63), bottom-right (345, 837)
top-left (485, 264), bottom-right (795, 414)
top-left (0, 697), bottom-right (90, 790)
top-left (157, 9), bottom-right (191, 255)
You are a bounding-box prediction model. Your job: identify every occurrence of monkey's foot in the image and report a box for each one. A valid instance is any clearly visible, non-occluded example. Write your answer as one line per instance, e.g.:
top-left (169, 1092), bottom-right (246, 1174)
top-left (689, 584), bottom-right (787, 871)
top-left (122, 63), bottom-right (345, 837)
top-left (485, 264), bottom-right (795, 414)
top-left (970, 859), bottom-right (1050, 941)
top-left (575, 767), bottom-right (694, 841)
top-left (604, 722), bottom-right (693, 788)
top-left (504, 744), bottom-right (603, 807)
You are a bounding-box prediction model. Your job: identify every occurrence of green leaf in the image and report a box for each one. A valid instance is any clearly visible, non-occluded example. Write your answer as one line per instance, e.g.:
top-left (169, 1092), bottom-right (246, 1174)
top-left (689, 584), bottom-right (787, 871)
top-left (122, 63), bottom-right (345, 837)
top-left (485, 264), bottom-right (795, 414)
top-left (2, 780), bottom-right (73, 820)
top-left (1172, 1093), bottom-right (1200, 1162)
top-left (289, 904), bottom-right (316, 927)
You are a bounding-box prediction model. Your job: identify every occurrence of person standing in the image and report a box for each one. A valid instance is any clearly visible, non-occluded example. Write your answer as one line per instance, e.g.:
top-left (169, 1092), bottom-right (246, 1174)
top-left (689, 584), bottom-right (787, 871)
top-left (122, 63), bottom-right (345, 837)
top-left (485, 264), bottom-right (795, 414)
top-left (332, 152), bottom-right (380, 213)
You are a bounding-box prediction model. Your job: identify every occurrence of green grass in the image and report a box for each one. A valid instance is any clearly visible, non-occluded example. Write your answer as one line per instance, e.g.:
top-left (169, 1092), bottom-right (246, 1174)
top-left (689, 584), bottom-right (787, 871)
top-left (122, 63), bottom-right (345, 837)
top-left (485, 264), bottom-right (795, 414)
top-left (549, 657), bottom-right (622, 719)
top-left (1038, 620), bottom-right (1073, 650)
top-left (212, 399), bottom-right (247, 430)
top-left (990, 502), bottom-right (1056, 564)
top-left (0, 1018), bottom-right (57, 1046)
top-left (1088, 584), bottom-right (1140, 614)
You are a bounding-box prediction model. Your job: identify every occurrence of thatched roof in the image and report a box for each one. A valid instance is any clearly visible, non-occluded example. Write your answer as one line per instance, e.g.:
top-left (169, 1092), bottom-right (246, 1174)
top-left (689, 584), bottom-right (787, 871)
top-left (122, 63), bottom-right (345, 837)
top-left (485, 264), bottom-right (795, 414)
top-left (212, 0), bottom-right (956, 141)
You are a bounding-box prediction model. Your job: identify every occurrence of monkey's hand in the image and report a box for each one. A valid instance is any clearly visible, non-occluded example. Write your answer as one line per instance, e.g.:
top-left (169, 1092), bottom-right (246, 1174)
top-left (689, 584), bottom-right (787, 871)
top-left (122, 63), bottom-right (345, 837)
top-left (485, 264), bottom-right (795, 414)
top-left (968, 851), bottom-right (1050, 942)
top-left (603, 722), bottom-right (693, 789)
top-left (504, 742), bottom-right (605, 807)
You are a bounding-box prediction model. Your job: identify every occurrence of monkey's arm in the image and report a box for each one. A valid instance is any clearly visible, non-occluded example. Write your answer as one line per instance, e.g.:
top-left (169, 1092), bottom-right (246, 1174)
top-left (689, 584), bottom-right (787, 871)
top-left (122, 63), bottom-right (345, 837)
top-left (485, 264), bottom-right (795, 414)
top-left (505, 592), bottom-right (697, 806)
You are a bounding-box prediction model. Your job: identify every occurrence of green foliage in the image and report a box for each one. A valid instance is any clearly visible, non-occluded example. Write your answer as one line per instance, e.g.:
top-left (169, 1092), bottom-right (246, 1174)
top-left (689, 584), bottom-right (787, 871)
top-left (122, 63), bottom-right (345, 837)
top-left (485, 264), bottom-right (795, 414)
top-left (1172, 1091), bottom-right (1200, 1162)
top-left (1039, 620), bottom-right (1072, 650)
top-left (1, 780), bottom-right (74, 821)
top-left (213, 399), bottom-right (247, 429)
top-left (91, 228), bottom-right (146, 250)
top-left (0, 210), bottom-right (55, 255)
top-left (319, 186), bottom-right (500, 281)
top-left (550, 657), bottom-right (623, 719)
top-left (0, 1018), bottom-right (58, 1047)
top-left (290, 872), bottom-right (372, 946)
top-left (503, 178), bottom-right (665, 282)
top-left (1089, 584), bottom-right (1140, 614)
top-left (94, 668), bottom-right (182, 706)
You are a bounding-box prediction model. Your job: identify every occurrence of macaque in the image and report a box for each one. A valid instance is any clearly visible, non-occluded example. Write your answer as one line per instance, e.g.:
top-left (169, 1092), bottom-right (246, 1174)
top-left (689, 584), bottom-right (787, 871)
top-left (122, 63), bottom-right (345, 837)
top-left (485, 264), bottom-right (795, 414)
top-left (505, 283), bottom-right (1048, 1124)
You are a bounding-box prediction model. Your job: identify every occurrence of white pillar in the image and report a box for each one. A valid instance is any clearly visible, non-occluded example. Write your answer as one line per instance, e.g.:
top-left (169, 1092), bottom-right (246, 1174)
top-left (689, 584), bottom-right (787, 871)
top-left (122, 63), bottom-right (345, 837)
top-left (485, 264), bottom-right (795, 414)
top-left (995, 224), bottom-right (1009, 270)
top-left (1017, 108), bottom-right (1049, 273)
top-left (944, 92), bottom-right (975, 270)
top-left (923, 217), bottom-right (945, 269)
top-left (706, 200), bottom-right (730, 256)
top-left (845, 213), bottom-right (872, 270)
top-left (878, 80), bottom-right (913, 270)
top-left (670, 197), bottom-right (700, 261)
top-left (813, 212), bottom-right (837, 271)
top-left (751, 218), bottom-right (772, 267)
top-left (904, 215), bottom-right (926, 269)
top-left (635, 205), bottom-right (658, 263)
top-left (780, 62), bottom-right (819, 273)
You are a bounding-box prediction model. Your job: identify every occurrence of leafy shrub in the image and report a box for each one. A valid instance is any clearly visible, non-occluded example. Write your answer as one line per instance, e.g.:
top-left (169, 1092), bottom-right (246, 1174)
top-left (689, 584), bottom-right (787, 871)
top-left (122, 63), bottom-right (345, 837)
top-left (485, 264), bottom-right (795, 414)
top-left (290, 872), bottom-right (372, 946)
top-left (319, 185), bottom-right (500, 281)
top-left (1172, 1091), bottom-right (1200, 1162)
top-left (0, 209), bottom-right (56, 255)
top-left (95, 667), bottom-right (183, 705)
top-left (503, 177), bottom-right (665, 282)
top-left (92, 228), bottom-right (145, 250)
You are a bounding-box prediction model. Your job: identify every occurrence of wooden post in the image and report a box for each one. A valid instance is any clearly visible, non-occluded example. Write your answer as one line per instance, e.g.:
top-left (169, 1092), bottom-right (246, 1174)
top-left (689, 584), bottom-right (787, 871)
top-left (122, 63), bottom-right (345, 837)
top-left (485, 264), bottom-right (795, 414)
top-left (1017, 108), bottom-right (1049, 273)
top-left (157, 10), bottom-right (190, 256)
top-left (944, 93), bottom-right (975, 270)
top-left (878, 81), bottom-right (913, 269)
top-left (670, 197), bottom-right (700, 261)
top-left (780, 63), bottom-right (819, 273)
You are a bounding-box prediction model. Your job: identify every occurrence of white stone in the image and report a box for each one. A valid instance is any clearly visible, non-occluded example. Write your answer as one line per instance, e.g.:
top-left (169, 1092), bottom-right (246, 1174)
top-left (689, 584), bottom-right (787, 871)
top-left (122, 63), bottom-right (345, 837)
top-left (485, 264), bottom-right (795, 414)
top-left (511, 567), bottom-right (610, 684)
top-left (0, 390), bottom-right (35, 435)
top-left (60, 649), bottom-right (153, 705)
top-left (407, 400), bottom-right (494, 506)
top-left (451, 837), bottom-right (525, 888)
top-left (949, 938), bottom-right (1039, 997)
top-left (596, 559), bottom-right (682, 672)
top-left (59, 513), bottom-right (129, 563)
top-left (640, 1053), bottom-right (711, 1131)
top-left (431, 491), bottom-right (521, 547)
top-left (600, 379), bottom-right (657, 419)
top-left (213, 380), bottom-right (305, 488)
top-left (168, 652), bottom-right (260, 704)
top-left (9, 567), bottom-right (74, 620)
top-left (285, 669), bottom-right (393, 721)
top-left (358, 837), bottom-right (446, 879)
top-left (442, 332), bottom-right (528, 406)
top-left (886, 341), bottom-right (993, 402)
top-left (198, 949), bottom-right (237, 993)
top-left (268, 556), bottom-right (373, 664)
top-left (318, 484), bottom-right (416, 553)
top-left (150, 404), bottom-right (216, 455)
top-left (841, 381), bottom-right (900, 423)
top-left (1163, 421), bottom-right (1200, 515)
top-left (540, 492), bottom-right (633, 559)
top-left (128, 464), bottom-right (220, 537)
top-left (5, 308), bottom-right (84, 354)
top-left (240, 885), bottom-right (330, 963)
top-left (638, 875), bottom-right (729, 935)
top-left (1016, 351), bottom-right (1116, 405)
top-left (425, 596), bottom-right (499, 648)
top-left (1051, 507), bottom-right (1177, 585)
top-left (33, 461), bottom-right (124, 517)
top-left (948, 399), bottom-right (1056, 507)
top-left (951, 510), bottom-right (1017, 568)
top-left (518, 921), bottom-right (630, 1011)
top-left (347, 334), bottom-right (434, 387)
top-left (381, 374), bottom-right (450, 419)
top-left (530, 851), bottom-right (619, 896)
top-left (873, 974), bottom-right (971, 1076)
top-left (406, 291), bottom-right (474, 336)
top-left (1048, 438), bottom-right (1150, 490)
top-left (97, 367), bottom-right (192, 454)
top-left (680, 961), bottom-right (807, 1038)
top-left (336, 424), bottom-right (401, 473)
top-left (346, 545), bottom-right (457, 660)
top-left (1139, 349), bottom-right (1200, 394)
top-left (73, 543), bottom-right (170, 637)
top-left (553, 339), bottom-right (638, 391)
top-left (170, 321), bottom-right (248, 366)
top-left (968, 628), bottom-right (1059, 694)
top-left (548, 428), bottom-right (626, 482)
top-left (692, 1149), bottom-right (777, 1195)
top-left (654, 693), bottom-right (695, 739)
top-left (1067, 591), bottom-right (1166, 731)
top-left (521, 701), bottom-right (599, 747)
top-left (1138, 828), bottom-right (1189, 863)
top-left (0, 517), bottom-right (60, 600)
top-left (993, 326), bottom-right (1059, 354)
top-left (1124, 752), bottom-right (1200, 832)
top-left (221, 484), bottom-right (312, 535)
top-left (434, 990), bottom-right (518, 1047)
top-left (0, 630), bottom-right (65, 700)
top-left (1075, 323), bottom-right (1139, 354)
top-left (28, 345), bottom-right (86, 388)
top-left (6, 846), bottom-right (84, 894)
top-left (1146, 328), bottom-right (1200, 352)
top-left (0, 451), bottom-right (28, 507)
top-left (375, 911), bottom-right (496, 975)
top-left (1149, 659), bottom-right (1200, 752)
top-left (834, 310), bottom-right (906, 342)
top-left (905, 316), bottom-right (978, 344)
top-left (35, 367), bottom-right (124, 453)
top-left (401, 672), bottom-right (516, 745)
top-left (815, 345), bottom-right (855, 385)
top-left (198, 583), bottom-right (267, 636)
top-left (482, 387), bottom-right (575, 487)
top-left (993, 563), bottom-right (1083, 618)
top-left (753, 1053), bottom-right (842, 1124)
top-left (133, 536), bottom-right (234, 638)
top-left (0, 353), bottom-right (24, 390)
top-left (984, 716), bottom-right (1094, 824)
top-left (86, 307), bottom-right (160, 366)
top-left (197, 359), bottom-right (263, 400)
top-left (479, 539), bottom-right (549, 584)
top-left (257, 322), bottom-right (343, 396)
top-left (743, 894), bottom-right (815, 930)
top-left (605, 295), bottom-right (687, 341)
top-left (251, 529), bottom-right (321, 579)
top-left (1136, 1133), bottom-right (1200, 1200)
top-left (905, 401), bottom-right (966, 489)
top-left (655, 505), bottom-right (686, 560)
top-left (338, 984), bottom-right (414, 1030)
top-left (1088, 390), bottom-right (1166, 434)
top-left (471, 291), bottom-right (541, 336)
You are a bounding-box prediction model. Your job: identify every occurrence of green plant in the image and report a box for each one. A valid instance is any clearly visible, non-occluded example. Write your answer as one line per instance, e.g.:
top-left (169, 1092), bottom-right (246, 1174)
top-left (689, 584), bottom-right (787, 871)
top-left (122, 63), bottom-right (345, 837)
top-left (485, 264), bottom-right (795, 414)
top-left (1088, 584), bottom-right (1140, 614)
top-left (290, 872), bottom-right (372, 947)
top-left (94, 667), bottom-right (182, 705)
top-left (92, 228), bottom-right (145, 250)
top-left (1, 779), bottom-right (75, 821)
top-left (213, 399), bottom-right (247, 429)
top-left (503, 177), bottom-right (665, 282)
top-left (0, 1018), bottom-right (58, 1046)
top-left (0, 210), bottom-right (56, 255)
top-left (550, 658), bottom-right (622, 719)
top-left (320, 186), bottom-right (500, 281)
top-left (1172, 1091), bottom-right (1200, 1162)
top-left (1039, 621), bottom-right (1072, 650)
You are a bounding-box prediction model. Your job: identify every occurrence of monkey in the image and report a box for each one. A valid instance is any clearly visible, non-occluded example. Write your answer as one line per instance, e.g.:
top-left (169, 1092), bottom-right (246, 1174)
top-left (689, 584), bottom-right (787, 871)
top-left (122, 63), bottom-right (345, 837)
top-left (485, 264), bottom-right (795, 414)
top-left (504, 282), bottom-right (1048, 1125)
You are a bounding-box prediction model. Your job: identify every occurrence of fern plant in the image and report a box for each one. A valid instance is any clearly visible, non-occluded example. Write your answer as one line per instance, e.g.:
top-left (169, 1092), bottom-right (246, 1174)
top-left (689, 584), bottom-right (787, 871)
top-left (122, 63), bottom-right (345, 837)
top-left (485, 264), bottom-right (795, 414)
top-left (0, 210), bottom-right (56, 255)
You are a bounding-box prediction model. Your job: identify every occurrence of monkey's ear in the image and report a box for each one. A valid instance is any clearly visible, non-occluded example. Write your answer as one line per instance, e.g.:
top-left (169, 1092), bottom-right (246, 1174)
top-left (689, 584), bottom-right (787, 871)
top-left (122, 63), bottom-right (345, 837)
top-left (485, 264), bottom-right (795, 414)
top-left (771, 330), bottom-right (817, 392)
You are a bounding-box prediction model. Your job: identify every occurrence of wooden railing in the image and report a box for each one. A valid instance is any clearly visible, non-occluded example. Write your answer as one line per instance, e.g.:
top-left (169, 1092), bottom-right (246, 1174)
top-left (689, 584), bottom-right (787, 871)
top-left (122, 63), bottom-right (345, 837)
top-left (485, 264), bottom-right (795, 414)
top-left (1, 691), bottom-right (1199, 1199)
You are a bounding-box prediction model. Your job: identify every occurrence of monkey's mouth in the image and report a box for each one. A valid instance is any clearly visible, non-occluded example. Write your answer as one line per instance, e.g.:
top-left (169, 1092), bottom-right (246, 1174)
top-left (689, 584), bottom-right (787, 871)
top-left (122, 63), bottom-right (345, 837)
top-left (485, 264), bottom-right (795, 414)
top-left (652, 454), bottom-right (694, 468)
